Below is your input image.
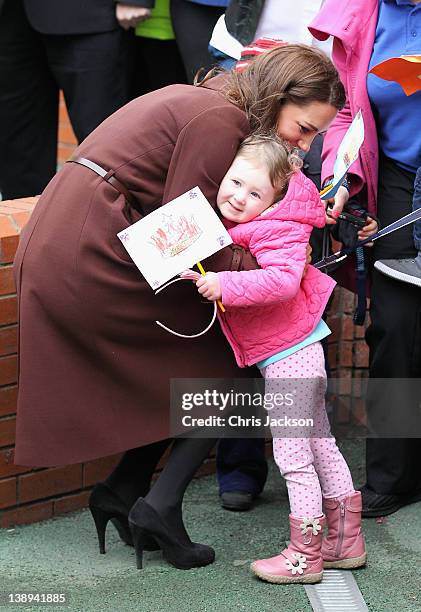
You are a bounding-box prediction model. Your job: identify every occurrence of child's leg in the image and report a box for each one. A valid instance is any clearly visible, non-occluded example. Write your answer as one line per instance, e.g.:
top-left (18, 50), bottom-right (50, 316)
top-left (264, 343), bottom-right (328, 518)
top-left (299, 347), bottom-right (365, 569)
top-left (251, 344), bottom-right (328, 584)
top-left (310, 396), bottom-right (354, 500)
top-left (313, 405), bottom-right (366, 569)
top-left (272, 436), bottom-right (321, 517)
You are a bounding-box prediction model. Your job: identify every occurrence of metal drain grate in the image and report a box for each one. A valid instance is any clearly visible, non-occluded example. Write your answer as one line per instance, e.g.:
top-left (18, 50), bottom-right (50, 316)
top-left (304, 569), bottom-right (369, 612)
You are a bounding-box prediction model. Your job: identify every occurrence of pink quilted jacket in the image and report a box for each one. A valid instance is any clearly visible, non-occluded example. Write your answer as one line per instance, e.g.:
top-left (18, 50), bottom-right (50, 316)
top-left (218, 170), bottom-right (336, 367)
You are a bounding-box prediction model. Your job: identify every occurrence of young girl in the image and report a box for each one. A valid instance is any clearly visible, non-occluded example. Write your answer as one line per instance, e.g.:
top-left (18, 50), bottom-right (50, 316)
top-left (185, 135), bottom-right (368, 584)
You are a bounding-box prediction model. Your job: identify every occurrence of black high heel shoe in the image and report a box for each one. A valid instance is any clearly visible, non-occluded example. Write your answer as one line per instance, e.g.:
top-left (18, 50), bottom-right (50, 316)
top-left (89, 483), bottom-right (159, 554)
top-left (128, 498), bottom-right (215, 570)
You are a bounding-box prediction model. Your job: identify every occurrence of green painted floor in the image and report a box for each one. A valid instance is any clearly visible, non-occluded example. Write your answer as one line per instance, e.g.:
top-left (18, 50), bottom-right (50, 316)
top-left (1, 439), bottom-right (420, 612)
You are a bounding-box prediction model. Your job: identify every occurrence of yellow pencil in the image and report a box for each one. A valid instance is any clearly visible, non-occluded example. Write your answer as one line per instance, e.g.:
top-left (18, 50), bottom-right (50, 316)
top-left (197, 261), bottom-right (226, 312)
top-left (319, 183), bottom-right (333, 197)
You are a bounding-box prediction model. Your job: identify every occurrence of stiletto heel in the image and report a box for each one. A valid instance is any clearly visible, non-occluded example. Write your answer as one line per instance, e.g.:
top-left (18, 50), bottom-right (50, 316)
top-left (128, 498), bottom-right (215, 570)
top-left (89, 483), bottom-right (132, 553)
top-left (131, 525), bottom-right (147, 569)
top-left (89, 482), bottom-right (159, 554)
top-left (90, 506), bottom-right (108, 554)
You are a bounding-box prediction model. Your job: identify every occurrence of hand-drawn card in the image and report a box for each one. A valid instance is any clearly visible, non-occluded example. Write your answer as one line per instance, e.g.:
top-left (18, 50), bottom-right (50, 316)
top-left (321, 109), bottom-right (365, 200)
top-left (117, 187), bottom-right (232, 289)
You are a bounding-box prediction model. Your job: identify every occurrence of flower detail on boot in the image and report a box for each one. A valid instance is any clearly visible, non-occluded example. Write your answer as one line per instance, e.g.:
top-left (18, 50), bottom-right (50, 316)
top-left (250, 514), bottom-right (325, 584)
top-left (285, 553), bottom-right (307, 575)
top-left (300, 518), bottom-right (322, 536)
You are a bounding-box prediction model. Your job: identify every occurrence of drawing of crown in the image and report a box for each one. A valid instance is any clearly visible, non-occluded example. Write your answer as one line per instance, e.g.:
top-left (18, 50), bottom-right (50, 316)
top-left (149, 214), bottom-right (202, 258)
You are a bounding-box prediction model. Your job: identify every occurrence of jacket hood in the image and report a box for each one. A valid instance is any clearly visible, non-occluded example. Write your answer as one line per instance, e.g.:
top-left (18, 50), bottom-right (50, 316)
top-left (256, 169), bottom-right (326, 228)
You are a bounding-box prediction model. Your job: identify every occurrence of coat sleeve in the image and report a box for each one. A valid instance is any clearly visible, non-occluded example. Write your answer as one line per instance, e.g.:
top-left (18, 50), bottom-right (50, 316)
top-left (320, 39), bottom-right (366, 197)
top-left (218, 221), bottom-right (311, 308)
top-left (162, 103), bottom-right (256, 273)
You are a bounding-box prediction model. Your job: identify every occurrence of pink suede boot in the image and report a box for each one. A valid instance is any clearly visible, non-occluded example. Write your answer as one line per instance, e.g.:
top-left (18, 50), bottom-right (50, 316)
top-left (322, 491), bottom-right (366, 569)
top-left (250, 514), bottom-right (325, 584)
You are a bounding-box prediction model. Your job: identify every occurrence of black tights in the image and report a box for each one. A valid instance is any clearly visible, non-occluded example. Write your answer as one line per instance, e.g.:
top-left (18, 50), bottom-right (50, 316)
top-left (105, 437), bottom-right (216, 544)
top-left (105, 439), bottom-right (171, 508)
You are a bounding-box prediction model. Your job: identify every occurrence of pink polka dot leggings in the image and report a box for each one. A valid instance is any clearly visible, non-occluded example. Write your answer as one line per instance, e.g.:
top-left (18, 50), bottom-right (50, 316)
top-left (261, 342), bottom-right (354, 518)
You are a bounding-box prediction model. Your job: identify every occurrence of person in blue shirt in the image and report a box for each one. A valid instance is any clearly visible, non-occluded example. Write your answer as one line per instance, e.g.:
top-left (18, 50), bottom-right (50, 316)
top-left (375, 167), bottom-right (421, 285)
top-left (365, 2), bottom-right (421, 286)
top-left (312, 0), bottom-right (421, 518)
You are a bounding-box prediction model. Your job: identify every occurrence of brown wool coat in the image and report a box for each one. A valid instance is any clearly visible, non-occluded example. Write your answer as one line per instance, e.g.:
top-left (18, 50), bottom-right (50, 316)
top-left (13, 78), bottom-right (256, 467)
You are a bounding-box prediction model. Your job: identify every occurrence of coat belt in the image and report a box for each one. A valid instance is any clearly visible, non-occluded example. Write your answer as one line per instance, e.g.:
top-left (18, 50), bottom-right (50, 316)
top-left (67, 156), bottom-right (136, 208)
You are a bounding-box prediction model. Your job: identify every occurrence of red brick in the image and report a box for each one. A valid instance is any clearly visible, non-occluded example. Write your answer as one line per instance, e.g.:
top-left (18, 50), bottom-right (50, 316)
top-left (0, 416), bottom-right (16, 447)
top-left (342, 315), bottom-right (355, 341)
top-left (352, 370), bottom-right (364, 398)
top-left (0, 234), bottom-right (19, 264)
top-left (342, 289), bottom-right (356, 314)
top-left (353, 398), bottom-right (367, 426)
top-left (328, 342), bottom-right (338, 369)
top-left (1, 198), bottom-right (38, 212)
top-left (0, 216), bottom-right (16, 238)
top-left (0, 354), bottom-right (18, 386)
top-left (59, 105), bottom-right (68, 124)
top-left (0, 448), bottom-right (31, 478)
top-left (354, 322), bottom-right (367, 339)
top-left (0, 500), bottom-right (53, 528)
top-left (54, 490), bottom-right (90, 516)
top-left (59, 122), bottom-right (77, 145)
top-left (19, 464), bottom-right (83, 503)
top-left (338, 370), bottom-right (352, 395)
top-left (82, 454), bottom-right (122, 487)
top-left (0, 476), bottom-right (17, 508)
top-left (0, 386), bottom-right (17, 417)
top-left (329, 288), bottom-right (341, 315)
top-left (0, 325), bottom-right (17, 356)
top-left (339, 341), bottom-right (353, 367)
top-left (336, 396), bottom-right (352, 424)
top-left (57, 144), bottom-right (76, 165)
top-left (0, 265), bottom-right (15, 296)
top-left (327, 316), bottom-right (341, 343)
top-left (354, 340), bottom-right (369, 368)
top-left (0, 296), bottom-right (17, 326)
top-left (9, 211), bottom-right (31, 232)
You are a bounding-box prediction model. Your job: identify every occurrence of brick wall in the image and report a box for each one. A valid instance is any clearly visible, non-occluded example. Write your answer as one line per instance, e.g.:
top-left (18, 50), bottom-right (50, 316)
top-left (58, 91), bottom-right (77, 166)
top-left (0, 98), bottom-right (370, 528)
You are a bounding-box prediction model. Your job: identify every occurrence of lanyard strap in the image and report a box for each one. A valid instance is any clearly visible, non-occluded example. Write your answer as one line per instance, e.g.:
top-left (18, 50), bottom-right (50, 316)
top-left (314, 207), bottom-right (421, 270)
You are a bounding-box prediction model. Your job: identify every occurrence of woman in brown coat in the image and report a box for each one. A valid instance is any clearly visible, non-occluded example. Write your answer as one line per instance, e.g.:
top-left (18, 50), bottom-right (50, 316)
top-left (14, 44), bottom-right (345, 570)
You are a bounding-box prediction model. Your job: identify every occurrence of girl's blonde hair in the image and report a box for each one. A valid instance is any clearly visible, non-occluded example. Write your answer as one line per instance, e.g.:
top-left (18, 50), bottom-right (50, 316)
top-left (199, 44), bottom-right (345, 133)
top-left (237, 134), bottom-right (302, 201)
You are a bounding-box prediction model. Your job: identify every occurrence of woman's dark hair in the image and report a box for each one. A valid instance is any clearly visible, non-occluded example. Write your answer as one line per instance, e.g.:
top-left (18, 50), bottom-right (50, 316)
top-left (200, 44), bottom-right (345, 133)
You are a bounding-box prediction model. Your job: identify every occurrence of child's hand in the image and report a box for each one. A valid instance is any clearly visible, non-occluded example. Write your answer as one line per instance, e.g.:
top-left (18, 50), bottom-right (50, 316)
top-left (196, 272), bottom-right (222, 301)
top-left (358, 216), bottom-right (378, 244)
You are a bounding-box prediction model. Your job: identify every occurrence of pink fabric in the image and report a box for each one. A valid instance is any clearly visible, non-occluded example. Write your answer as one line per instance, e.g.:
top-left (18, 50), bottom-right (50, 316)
top-left (263, 343), bottom-right (354, 517)
top-left (309, 0), bottom-right (379, 217)
top-left (217, 171), bottom-right (336, 367)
